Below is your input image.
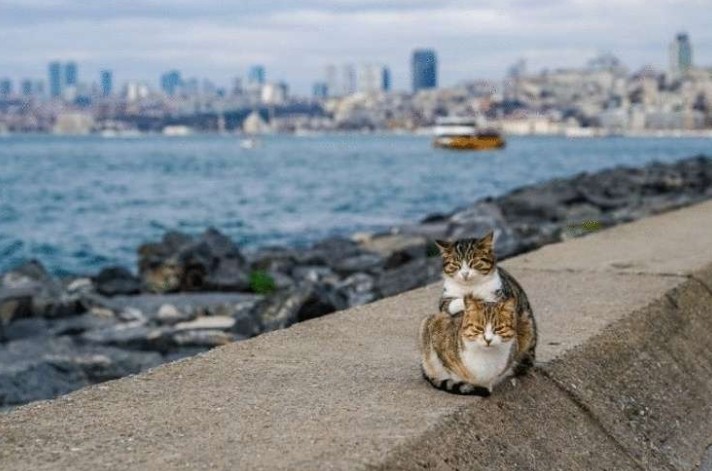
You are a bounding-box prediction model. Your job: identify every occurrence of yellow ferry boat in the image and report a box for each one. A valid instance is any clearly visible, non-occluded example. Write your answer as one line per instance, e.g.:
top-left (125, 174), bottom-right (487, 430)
top-left (433, 117), bottom-right (505, 150)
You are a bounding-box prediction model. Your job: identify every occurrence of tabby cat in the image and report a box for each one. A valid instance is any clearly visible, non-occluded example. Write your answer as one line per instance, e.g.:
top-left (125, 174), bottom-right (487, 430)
top-left (420, 296), bottom-right (517, 396)
top-left (434, 232), bottom-right (537, 375)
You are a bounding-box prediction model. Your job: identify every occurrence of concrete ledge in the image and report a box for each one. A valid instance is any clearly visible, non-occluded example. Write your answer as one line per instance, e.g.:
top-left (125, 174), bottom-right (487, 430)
top-left (2, 201), bottom-right (712, 470)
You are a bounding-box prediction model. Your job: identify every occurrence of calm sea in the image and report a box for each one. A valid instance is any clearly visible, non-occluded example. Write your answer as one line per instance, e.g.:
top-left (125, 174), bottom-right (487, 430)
top-left (0, 134), bottom-right (710, 275)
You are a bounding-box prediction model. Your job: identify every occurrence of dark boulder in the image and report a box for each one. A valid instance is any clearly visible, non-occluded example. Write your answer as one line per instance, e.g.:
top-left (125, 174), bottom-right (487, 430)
top-left (94, 266), bottom-right (141, 296)
top-left (138, 228), bottom-right (250, 293)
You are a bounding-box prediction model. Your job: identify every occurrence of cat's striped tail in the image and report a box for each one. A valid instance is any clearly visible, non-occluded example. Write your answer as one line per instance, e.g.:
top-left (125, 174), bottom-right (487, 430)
top-left (421, 368), bottom-right (490, 397)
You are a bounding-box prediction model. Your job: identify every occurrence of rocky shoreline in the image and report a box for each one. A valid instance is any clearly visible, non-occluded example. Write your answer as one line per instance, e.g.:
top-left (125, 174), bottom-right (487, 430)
top-left (2, 155), bottom-right (711, 408)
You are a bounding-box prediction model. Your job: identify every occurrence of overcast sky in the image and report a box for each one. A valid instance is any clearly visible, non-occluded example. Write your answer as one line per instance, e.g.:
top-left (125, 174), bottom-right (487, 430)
top-left (1, 0), bottom-right (711, 93)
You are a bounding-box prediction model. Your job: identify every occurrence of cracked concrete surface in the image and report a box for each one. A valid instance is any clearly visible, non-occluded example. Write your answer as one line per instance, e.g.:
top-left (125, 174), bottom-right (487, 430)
top-left (2, 200), bottom-right (712, 470)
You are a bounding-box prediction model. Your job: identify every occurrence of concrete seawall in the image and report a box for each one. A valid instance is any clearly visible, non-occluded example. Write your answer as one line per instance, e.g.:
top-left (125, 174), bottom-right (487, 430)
top-left (2, 201), bottom-right (712, 470)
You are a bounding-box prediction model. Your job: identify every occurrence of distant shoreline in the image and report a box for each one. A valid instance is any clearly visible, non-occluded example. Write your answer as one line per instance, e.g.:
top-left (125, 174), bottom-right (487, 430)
top-left (1, 129), bottom-right (712, 139)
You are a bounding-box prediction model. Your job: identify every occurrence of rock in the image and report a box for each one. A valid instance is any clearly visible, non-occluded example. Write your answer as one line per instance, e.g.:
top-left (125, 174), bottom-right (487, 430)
top-left (358, 234), bottom-right (427, 270)
top-left (376, 258), bottom-right (440, 298)
top-left (232, 308), bottom-right (263, 338)
top-left (50, 313), bottom-right (118, 337)
top-left (297, 237), bottom-right (363, 267)
top-left (397, 221), bottom-right (449, 240)
top-left (249, 246), bottom-right (298, 273)
top-left (93, 293), bottom-right (263, 325)
top-left (331, 253), bottom-right (384, 275)
top-left (1, 317), bottom-right (50, 342)
top-left (82, 323), bottom-right (169, 351)
top-left (138, 228), bottom-right (250, 293)
top-left (156, 304), bottom-right (191, 325)
top-left (170, 330), bottom-right (234, 348)
top-left (259, 284), bottom-right (315, 332)
top-left (94, 267), bottom-right (141, 296)
top-left (0, 261), bottom-right (72, 318)
top-left (329, 273), bottom-right (376, 309)
top-left (0, 336), bottom-right (161, 406)
top-left (174, 316), bottom-right (236, 331)
top-left (291, 265), bottom-right (337, 283)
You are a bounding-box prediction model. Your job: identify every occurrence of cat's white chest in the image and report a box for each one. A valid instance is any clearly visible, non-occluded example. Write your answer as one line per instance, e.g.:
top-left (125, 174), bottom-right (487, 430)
top-left (461, 342), bottom-right (513, 388)
top-left (443, 271), bottom-right (502, 311)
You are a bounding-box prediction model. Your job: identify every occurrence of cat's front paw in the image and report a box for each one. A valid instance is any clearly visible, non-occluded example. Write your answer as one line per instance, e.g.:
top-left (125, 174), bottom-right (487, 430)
top-left (448, 298), bottom-right (465, 315)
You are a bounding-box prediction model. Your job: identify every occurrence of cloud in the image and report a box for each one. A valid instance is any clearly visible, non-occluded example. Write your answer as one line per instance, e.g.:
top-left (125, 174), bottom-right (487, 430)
top-left (0, 0), bottom-right (710, 93)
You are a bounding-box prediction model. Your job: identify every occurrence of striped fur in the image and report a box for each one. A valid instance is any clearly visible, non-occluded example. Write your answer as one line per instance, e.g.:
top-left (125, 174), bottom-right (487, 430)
top-left (420, 297), bottom-right (518, 395)
top-left (435, 233), bottom-right (537, 376)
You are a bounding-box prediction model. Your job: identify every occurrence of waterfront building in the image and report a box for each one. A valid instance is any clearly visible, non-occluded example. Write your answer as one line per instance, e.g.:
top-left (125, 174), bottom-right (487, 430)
top-left (124, 81), bottom-right (151, 102)
top-left (248, 65), bottom-right (266, 86)
top-left (49, 61), bottom-right (63, 98)
top-left (261, 82), bottom-right (288, 105)
top-left (161, 70), bottom-right (182, 96)
top-left (100, 70), bottom-right (113, 97)
top-left (412, 49), bottom-right (437, 92)
top-left (670, 32), bottom-right (693, 78)
top-left (0, 79), bottom-right (11, 97)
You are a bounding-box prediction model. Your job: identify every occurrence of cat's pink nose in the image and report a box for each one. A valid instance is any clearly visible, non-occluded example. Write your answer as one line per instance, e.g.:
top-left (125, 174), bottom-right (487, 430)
top-left (461, 272), bottom-right (470, 280)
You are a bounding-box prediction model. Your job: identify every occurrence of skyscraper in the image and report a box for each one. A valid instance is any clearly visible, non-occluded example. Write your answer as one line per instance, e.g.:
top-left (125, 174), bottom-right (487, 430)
top-left (382, 67), bottom-right (391, 92)
top-left (65, 62), bottom-right (78, 87)
top-left (325, 64), bottom-right (339, 97)
top-left (100, 70), bottom-right (113, 97)
top-left (0, 79), bottom-right (11, 97)
top-left (669, 32), bottom-right (693, 77)
top-left (341, 64), bottom-right (356, 96)
top-left (248, 65), bottom-right (266, 86)
top-left (312, 82), bottom-right (328, 99)
top-left (411, 49), bottom-right (437, 92)
top-left (49, 61), bottom-right (63, 98)
top-left (357, 64), bottom-right (390, 94)
top-left (21, 79), bottom-right (33, 97)
top-left (160, 70), bottom-right (182, 96)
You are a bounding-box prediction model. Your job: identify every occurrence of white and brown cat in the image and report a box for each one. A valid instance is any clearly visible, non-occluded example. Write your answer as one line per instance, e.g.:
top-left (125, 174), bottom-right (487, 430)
top-left (420, 296), bottom-right (517, 396)
top-left (434, 232), bottom-right (537, 376)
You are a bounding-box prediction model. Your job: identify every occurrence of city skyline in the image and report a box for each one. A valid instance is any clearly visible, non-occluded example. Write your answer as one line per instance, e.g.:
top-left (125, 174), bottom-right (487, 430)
top-left (1, 1), bottom-right (712, 94)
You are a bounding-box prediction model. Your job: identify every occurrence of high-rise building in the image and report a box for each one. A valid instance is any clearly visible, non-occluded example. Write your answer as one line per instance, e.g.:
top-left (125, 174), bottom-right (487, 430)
top-left (0, 79), bottom-right (11, 97)
top-left (160, 70), bottom-right (182, 96)
top-left (357, 64), bottom-right (390, 94)
top-left (341, 64), bottom-right (356, 96)
top-left (100, 70), bottom-right (113, 97)
top-left (65, 62), bottom-right (78, 87)
top-left (21, 79), bottom-right (33, 97)
top-left (325, 65), bottom-right (339, 97)
top-left (411, 49), bottom-right (437, 92)
top-left (248, 65), bottom-right (266, 86)
top-left (312, 82), bottom-right (328, 99)
top-left (231, 77), bottom-right (243, 96)
top-left (669, 32), bottom-right (693, 77)
top-left (382, 67), bottom-right (391, 92)
top-left (49, 61), bottom-right (63, 98)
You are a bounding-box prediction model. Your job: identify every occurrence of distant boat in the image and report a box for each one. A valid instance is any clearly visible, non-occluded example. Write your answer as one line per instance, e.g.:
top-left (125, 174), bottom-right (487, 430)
top-left (240, 137), bottom-right (260, 149)
top-left (433, 117), bottom-right (505, 151)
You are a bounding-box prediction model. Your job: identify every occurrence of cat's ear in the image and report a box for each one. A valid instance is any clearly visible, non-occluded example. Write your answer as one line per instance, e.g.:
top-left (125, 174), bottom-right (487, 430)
top-left (478, 231), bottom-right (495, 252)
top-left (434, 240), bottom-right (452, 253)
